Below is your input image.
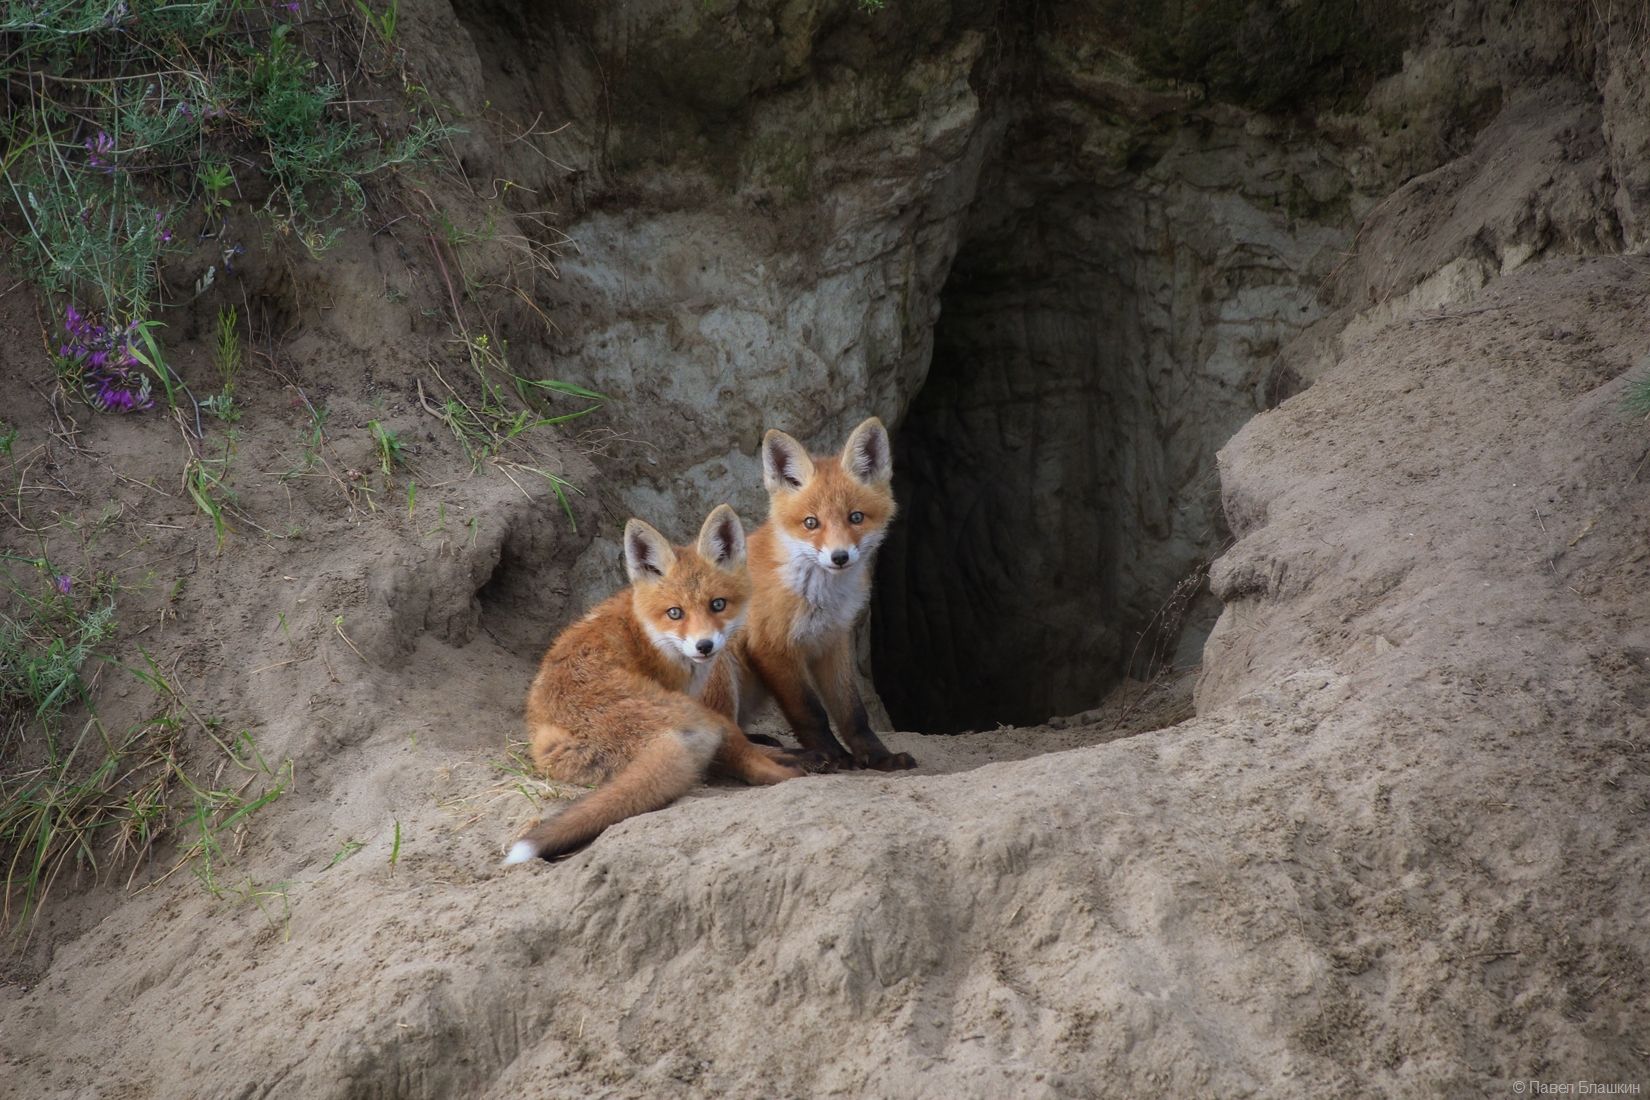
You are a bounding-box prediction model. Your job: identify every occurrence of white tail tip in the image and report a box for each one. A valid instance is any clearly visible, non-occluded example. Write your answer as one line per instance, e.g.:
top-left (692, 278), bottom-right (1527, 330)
top-left (503, 840), bottom-right (538, 866)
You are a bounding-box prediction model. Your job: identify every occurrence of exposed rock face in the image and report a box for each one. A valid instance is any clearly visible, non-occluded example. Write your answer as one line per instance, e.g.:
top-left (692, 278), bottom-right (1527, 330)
top-left (433, 0), bottom-right (1002, 602)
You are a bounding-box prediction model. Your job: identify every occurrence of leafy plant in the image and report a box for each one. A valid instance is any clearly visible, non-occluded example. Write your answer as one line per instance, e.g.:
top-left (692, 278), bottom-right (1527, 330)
top-left (52, 305), bottom-right (155, 413)
top-left (0, 557), bottom-right (115, 732)
top-left (198, 160), bottom-right (236, 215)
top-left (368, 420), bottom-right (405, 476)
top-left (201, 305), bottom-right (242, 422)
top-left (183, 444), bottom-right (237, 551)
top-left (354, 0), bottom-right (399, 43)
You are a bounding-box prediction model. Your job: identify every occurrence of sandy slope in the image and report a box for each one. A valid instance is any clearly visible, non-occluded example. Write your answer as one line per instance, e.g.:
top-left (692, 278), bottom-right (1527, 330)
top-left (3, 257), bottom-right (1647, 1097)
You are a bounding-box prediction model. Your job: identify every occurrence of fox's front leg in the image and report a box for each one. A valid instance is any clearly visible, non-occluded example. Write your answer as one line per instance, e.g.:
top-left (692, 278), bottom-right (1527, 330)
top-left (808, 637), bottom-right (915, 771)
top-left (746, 645), bottom-right (856, 768)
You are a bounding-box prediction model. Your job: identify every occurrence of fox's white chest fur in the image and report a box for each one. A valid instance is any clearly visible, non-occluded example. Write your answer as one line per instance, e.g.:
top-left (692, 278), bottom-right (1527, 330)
top-left (777, 531), bottom-right (874, 645)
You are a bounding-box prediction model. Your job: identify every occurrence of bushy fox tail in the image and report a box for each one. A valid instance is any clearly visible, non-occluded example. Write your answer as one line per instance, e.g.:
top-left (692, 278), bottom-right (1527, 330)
top-left (504, 724), bottom-right (723, 864)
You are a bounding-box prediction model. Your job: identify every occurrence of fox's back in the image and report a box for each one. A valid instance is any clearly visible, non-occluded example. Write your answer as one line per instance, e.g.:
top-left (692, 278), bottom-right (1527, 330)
top-left (531, 592), bottom-right (676, 713)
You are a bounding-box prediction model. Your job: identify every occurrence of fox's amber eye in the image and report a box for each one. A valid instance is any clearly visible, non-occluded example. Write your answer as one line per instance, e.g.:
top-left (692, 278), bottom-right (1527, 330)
top-left (803, 516), bottom-right (820, 530)
top-left (710, 597), bottom-right (727, 613)
top-left (666, 607), bottom-right (684, 620)
top-left (848, 510), bottom-right (865, 525)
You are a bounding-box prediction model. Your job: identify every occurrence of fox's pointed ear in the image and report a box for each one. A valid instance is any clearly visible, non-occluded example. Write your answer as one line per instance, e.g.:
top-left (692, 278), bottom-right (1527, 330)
top-left (761, 429), bottom-right (815, 494)
top-left (696, 504), bottom-right (746, 571)
top-left (843, 417), bottom-right (892, 484)
top-left (623, 519), bottom-right (676, 584)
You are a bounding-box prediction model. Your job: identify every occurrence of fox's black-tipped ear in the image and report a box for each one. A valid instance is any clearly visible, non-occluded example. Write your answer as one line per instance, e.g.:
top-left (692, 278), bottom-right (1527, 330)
top-left (843, 417), bottom-right (892, 484)
top-left (696, 504), bottom-right (747, 571)
top-left (761, 430), bottom-right (815, 494)
top-left (623, 519), bottom-right (677, 583)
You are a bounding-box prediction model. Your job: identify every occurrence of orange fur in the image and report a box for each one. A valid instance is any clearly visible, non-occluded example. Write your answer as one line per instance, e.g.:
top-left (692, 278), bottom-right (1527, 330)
top-left (506, 505), bottom-right (806, 864)
top-left (731, 417), bottom-right (917, 771)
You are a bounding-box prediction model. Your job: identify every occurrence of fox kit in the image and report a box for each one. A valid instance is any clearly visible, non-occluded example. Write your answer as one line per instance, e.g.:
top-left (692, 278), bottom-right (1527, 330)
top-left (721, 416), bottom-right (916, 771)
top-left (505, 505), bottom-right (807, 864)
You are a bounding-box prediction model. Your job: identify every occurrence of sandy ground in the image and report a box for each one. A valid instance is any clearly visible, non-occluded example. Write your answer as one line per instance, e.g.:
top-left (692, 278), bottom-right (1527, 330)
top-left (2, 255), bottom-right (1648, 1097)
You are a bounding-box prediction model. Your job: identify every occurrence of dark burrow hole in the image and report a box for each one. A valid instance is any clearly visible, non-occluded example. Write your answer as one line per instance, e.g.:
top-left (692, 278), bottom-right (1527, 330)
top-left (869, 185), bottom-right (1254, 735)
top-left (474, 511), bottom-right (575, 658)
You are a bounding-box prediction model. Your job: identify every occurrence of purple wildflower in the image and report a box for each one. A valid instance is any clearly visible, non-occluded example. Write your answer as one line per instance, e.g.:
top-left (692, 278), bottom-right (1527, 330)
top-left (96, 384), bottom-right (142, 412)
top-left (54, 574), bottom-right (73, 596)
top-left (85, 131), bottom-right (116, 174)
top-left (57, 306), bottom-right (155, 414)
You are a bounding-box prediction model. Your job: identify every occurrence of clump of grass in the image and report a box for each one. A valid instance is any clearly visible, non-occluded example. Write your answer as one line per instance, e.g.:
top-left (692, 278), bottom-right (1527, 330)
top-left (327, 837), bottom-right (364, 868)
top-left (417, 332), bottom-right (605, 530)
top-left (1624, 373), bottom-right (1650, 419)
top-left (1, 0), bottom-right (452, 400)
top-left (294, 401), bottom-right (330, 474)
top-left (0, 555), bottom-right (115, 735)
top-left (434, 747), bottom-right (582, 835)
top-left (353, 0), bottom-right (399, 45)
top-left (176, 738), bottom-right (292, 898)
top-left (0, 559), bottom-right (288, 933)
top-left (367, 419), bottom-right (405, 476)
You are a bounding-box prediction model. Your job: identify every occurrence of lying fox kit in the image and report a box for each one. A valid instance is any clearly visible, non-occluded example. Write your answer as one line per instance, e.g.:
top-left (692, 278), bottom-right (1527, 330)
top-left (717, 416), bottom-right (917, 771)
top-left (505, 505), bottom-right (808, 865)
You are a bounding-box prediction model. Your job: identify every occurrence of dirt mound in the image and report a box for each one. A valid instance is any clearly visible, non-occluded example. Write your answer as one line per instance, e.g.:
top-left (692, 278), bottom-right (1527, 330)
top-left (4, 258), bottom-right (1648, 1096)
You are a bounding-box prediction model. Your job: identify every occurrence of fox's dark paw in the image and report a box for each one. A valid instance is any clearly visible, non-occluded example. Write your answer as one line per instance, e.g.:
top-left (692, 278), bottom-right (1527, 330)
top-left (859, 750), bottom-right (916, 771)
top-left (784, 748), bottom-right (842, 774)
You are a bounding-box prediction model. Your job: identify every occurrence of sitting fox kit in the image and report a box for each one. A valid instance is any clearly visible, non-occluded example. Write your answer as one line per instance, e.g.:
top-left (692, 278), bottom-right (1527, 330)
top-left (505, 505), bottom-right (807, 864)
top-left (728, 416), bottom-right (917, 771)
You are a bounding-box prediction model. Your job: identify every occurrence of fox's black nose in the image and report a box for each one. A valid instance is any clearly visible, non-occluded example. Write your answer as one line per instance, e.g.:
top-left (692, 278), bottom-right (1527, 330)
top-left (831, 550), bottom-right (849, 566)
top-left (696, 639), bottom-right (715, 655)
